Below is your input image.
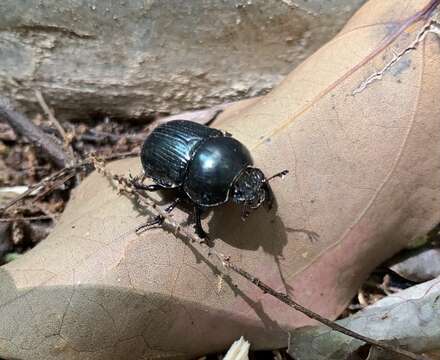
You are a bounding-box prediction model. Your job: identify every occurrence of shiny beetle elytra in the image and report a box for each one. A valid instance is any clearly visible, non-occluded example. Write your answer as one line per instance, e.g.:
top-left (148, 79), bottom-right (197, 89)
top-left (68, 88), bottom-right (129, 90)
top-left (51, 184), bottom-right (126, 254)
top-left (132, 120), bottom-right (288, 238)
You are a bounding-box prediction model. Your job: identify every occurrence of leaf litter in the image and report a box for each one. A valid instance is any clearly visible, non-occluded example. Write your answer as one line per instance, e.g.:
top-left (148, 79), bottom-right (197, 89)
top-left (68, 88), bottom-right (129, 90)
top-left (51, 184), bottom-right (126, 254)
top-left (3, 0), bottom-right (438, 359)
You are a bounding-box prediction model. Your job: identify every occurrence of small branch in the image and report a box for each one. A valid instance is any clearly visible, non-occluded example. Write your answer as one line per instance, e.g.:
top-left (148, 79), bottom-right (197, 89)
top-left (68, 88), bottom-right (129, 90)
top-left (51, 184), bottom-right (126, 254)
top-left (34, 91), bottom-right (68, 143)
top-left (31, 171), bottom-right (76, 204)
top-left (95, 163), bottom-right (428, 360)
top-left (0, 215), bottom-right (53, 222)
top-left (223, 263), bottom-right (427, 360)
top-left (0, 97), bottom-right (73, 168)
top-left (0, 151), bottom-right (138, 215)
top-left (34, 90), bottom-right (76, 166)
top-left (0, 166), bottom-right (79, 216)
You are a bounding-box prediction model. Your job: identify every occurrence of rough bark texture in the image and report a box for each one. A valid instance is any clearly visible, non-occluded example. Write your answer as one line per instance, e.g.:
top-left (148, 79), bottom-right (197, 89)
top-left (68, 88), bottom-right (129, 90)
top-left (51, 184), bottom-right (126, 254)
top-left (0, 0), bottom-right (365, 121)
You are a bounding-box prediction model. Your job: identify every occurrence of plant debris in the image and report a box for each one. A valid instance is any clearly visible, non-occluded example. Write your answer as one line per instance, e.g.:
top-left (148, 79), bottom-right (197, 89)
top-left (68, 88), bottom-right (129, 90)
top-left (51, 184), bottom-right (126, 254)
top-left (0, 104), bottom-right (147, 265)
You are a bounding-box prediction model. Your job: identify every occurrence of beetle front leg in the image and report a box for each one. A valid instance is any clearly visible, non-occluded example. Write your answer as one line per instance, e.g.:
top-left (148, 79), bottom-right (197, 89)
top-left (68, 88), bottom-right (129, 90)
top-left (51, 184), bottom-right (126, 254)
top-left (128, 174), bottom-right (164, 192)
top-left (193, 206), bottom-right (208, 239)
top-left (263, 169), bottom-right (288, 210)
top-left (135, 215), bottom-right (164, 234)
top-left (263, 182), bottom-right (274, 210)
top-left (130, 179), bottom-right (163, 192)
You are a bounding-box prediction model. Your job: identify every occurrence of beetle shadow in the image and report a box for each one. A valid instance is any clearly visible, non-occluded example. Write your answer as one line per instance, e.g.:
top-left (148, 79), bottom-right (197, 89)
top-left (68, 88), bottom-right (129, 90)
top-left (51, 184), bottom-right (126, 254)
top-left (117, 186), bottom-right (292, 328)
top-left (175, 235), bottom-right (286, 333)
top-left (124, 183), bottom-right (317, 296)
top-left (206, 196), bottom-right (285, 252)
top-left (206, 196), bottom-right (294, 295)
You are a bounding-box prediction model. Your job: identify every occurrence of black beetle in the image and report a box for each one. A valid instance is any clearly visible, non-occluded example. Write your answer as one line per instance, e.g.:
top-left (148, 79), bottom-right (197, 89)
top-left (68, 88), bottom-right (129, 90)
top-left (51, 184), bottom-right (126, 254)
top-left (132, 120), bottom-right (288, 238)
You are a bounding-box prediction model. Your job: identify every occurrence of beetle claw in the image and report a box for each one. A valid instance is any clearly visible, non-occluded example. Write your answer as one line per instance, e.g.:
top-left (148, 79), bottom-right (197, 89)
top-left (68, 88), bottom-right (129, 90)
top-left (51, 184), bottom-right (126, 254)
top-left (135, 215), bottom-right (164, 234)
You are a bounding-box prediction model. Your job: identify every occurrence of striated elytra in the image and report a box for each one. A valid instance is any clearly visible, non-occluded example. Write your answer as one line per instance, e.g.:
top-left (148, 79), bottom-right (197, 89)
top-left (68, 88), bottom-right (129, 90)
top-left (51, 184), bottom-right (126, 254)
top-left (135, 120), bottom-right (287, 238)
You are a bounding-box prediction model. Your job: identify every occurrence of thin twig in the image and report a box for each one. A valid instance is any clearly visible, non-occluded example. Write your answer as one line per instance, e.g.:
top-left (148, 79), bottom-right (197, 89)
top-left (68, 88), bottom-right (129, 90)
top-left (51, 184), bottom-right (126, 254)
top-left (0, 97), bottom-right (73, 168)
top-left (0, 167), bottom-right (75, 215)
top-left (34, 90), bottom-right (76, 166)
top-left (0, 151), bottom-right (138, 215)
top-left (159, 103), bottom-right (229, 126)
top-left (0, 215), bottom-right (53, 222)
top-left (223, 263), bottom-right (427, 360)
top-left (31, 171), bottom-right (76, 204)
top-left (34, 91), bottom-right (68, 144)
top-left (94, 162), bottom-right (428, 360)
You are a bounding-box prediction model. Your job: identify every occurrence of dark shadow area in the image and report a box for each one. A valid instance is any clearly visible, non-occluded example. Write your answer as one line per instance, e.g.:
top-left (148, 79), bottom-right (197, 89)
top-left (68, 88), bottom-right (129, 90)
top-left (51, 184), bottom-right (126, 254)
top-left (180, 235), bottom-right (284, 333)
top-left (119, 175), bottom-right (318, 297)
top-left (0, 267), bottom-right (287, 360)
top-left (206, 198), bottom-right (295, 296)
top-left (117, 181), bottom-right (293, 325)
top-left (207, 201), bottom-right (287, 254)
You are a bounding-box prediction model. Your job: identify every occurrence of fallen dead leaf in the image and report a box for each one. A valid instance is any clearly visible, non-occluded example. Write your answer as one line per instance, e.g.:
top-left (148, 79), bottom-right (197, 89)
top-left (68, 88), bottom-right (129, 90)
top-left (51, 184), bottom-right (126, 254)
top-left (1, 0), bottom-right (440, 359)
top-left (288, 275), bottom-right (440, 359)
top-left (389, 247), bottom-right (440, 282)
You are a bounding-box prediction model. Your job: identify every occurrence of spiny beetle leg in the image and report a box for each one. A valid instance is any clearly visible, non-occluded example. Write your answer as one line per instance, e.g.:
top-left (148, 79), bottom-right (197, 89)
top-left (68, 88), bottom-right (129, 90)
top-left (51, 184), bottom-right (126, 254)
top-left (132, 182), bottom-right (163, 192)
top-left (135, 215), bottom-right (164, 234)
top-left (128, 173), bottom-right (163, 192)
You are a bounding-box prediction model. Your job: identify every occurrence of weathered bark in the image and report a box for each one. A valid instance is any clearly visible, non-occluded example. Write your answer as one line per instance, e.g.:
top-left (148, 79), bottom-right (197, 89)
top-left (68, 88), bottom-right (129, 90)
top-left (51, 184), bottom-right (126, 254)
top-left (0, 0), bottom-right (365, 121)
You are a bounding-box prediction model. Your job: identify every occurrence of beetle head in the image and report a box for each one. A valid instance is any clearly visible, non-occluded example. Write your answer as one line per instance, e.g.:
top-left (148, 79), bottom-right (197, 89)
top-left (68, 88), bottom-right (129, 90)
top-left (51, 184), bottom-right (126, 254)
top-left (231, 167), bottom-right (267, 217)
top-left (232, 167), bottom-right (289, 220)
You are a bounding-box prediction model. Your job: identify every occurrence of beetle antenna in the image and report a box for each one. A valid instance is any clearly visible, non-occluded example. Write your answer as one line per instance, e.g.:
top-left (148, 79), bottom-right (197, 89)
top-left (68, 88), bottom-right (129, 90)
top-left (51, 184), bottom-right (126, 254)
top-left (266, 169), bottom-right (289, 182)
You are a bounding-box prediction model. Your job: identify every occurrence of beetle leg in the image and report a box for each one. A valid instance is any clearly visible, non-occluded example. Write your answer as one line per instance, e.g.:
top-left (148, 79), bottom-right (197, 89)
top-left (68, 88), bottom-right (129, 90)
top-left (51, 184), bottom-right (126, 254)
top-left (135, 215), bottom-right (164, 234)
top-left (128, 174), bottom-right (164, 191)
top-left (131, 181), bottom-right (163, 192)
top-left (263, 169), bottom-right (288, 210)
top-left (130, 173), bottom-right (146, 181)
top-left (193, 206), bottom-right (208, 239)
top-left (164, 197), bottom-right (180, 213)
top-left (263, 182), bottom-right (274, 210)
top-left (142, 184), bottom-right (163, 191)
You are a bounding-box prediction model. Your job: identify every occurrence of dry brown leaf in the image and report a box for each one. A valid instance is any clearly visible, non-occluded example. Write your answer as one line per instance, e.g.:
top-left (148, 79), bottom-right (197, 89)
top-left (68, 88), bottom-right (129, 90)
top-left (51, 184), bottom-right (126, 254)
top-left (288, 275), bottom-right (440, 359)
top-left (389, 247), bottom-right (440, 282)
top-left (1, 0), bottom-right (440, 359)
